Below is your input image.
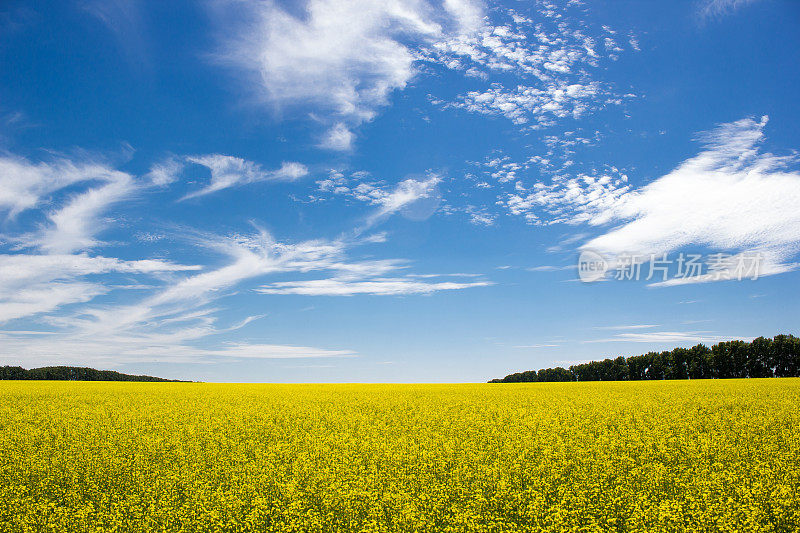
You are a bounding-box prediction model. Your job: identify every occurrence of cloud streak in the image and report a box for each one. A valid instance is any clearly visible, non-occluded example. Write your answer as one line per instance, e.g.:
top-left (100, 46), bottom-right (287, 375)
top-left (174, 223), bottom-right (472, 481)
top-left (0, 253), bottom-right (200, 323)
top-left (0, 154), bottom-right (127, 218)
top-left (315, 171), bottom-right (443, 229)
top-left (257, 276), bottom-right (490, 296)
top-left (182, 155), bottom-right (308, 199)
top-left (586, 331), bottom-right (752, 344)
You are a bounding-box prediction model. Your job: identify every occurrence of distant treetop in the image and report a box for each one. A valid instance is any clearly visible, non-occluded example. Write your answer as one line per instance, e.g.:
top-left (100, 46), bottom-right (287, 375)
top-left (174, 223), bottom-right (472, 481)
top-left (0, 366), bottom-right (188, 382)
top-left (489, 335), bottom-right (800, 383)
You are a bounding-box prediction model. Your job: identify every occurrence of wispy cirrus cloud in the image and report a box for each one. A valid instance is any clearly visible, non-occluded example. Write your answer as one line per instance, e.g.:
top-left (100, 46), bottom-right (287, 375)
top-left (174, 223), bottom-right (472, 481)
top-left (181, 155), bottom-right (308, 199)
top-left (0, 154), bottom-right (126, 218)
top-left (80, 0), bottom-right (152, 72)
top-left (697, 0), bottom-right (762, 20)
top-left (32, 173), bottom-right (135, 254)
top-left (315, 170), bottom-right (443, 228)
top-left (1, 227), bottom-right (486, 366)
top-left (0, 143), bottom-right (489, 368)
top-left (586, 331), bottom-right (752, 344)
top-left (527, 265), bottom-right (573, 272)
top-left (366, 175), bottom-right (442, 227)
top-left (257, 276), bottom-right (490, 296)
top-left (0, 153), bottom-right (143, 254)
top-left (581, 116), bottom-right (800, 280)
top-left (592, 324), bottom-right (660, 330)
top-left (502, 116), bottom-right (800, 283)
top-left (0, 253), bottom-right (199, 323)
top-left (648, 250), bottom-right (798, 287)
top-left (0, 143), bottom-right (477, 370)
top-left (0, 335), bottom-right (356, 367)
top-left (0, 253), bottom-right (200, 288)
top-left (209, 0), bottom-right (483, 149)
top-left (0, 229), bottom-right (356, 365)
top-left (512, 343), bottom-right (559, 348)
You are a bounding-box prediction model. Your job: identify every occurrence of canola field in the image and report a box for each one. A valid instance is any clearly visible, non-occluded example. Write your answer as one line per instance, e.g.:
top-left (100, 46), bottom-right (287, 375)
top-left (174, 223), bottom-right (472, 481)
top-left (1, 380), bottom-right (799, 532)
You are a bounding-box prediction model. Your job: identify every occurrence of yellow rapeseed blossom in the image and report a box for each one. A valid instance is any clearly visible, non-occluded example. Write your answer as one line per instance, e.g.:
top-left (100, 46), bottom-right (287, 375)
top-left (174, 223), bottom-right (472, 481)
top-left (0, 379), bottom-right (798, 532)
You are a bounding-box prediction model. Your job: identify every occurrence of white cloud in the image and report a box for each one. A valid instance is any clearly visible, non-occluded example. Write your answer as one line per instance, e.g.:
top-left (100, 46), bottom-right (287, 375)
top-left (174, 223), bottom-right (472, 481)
top-left (0, 253), bottom-right (200, 323)
top-left (546, 232), bottom-right (590, 253)
top-left (426, 2), bottom-right (634, 128)
top-left (502, 167), bottom-right (631, 224)
top-left (210, 0), bottom-right (633, 142)
top-left (0, 145), bottom-right (489, 368)
top-left (368, 175), bottom-right (442, 225)
top-left (586, 331), bottom-right (752, 344)
top-left (512, 343), bottom-right (559, 348)
top-left (315, 171), bottom-right (443, 228)
top-left (502, 116), bottom-right (800, 282)
top-left (203, 343), bottom-right (356, 359)
top-left (444, 0), bottom-right (483, 30)
top-left (0, 334), bottom-right (355, 366)
top-left (33, 173), bottom-right (135, 254)
top-left (1, 224), bottom-right (488, 366)
top-left (0, 282), bottom-right (106, 324)
top-left (257, 276), bottom-right (490, 296)
top-left (212, 0), bottom-right (482, 143)
top-left (592, 324), bottom-right (660, 330)
top-left (250, 236), bottom-right (491, 296)
top-left (319, 122), bottom-right (355, 151)
top-left (452, 82), bottom-right (602, 125)
top-left (0, 150), bottom-right (352, 365)
top-left (581, 117), bottom-right (800, 276)
top-left (649, 250), bottom-right (798, 287)
top-left (0, 253), bottom-right (199, 284)
top-left (0, 230), bottom-right (358, 365)
top-left (0, 154), bottom-right (125, 217)
top-left (145, 157), bottom-right (183, 186)
top-left (0, 153), bottom-right (139, 254)
top-left (527, 265), bottom-right (571, 272)
top-left (182, 155), bottom-right (308, 199)
top-left (466, 205), bottom-right (496, 226)
top-left (698, 0), bottom-right (761, 19)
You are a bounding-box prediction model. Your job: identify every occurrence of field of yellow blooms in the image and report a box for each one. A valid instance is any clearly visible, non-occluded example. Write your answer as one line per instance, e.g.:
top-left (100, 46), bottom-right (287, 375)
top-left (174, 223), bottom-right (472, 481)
top-left (1, 379), bottom-right (798, 532)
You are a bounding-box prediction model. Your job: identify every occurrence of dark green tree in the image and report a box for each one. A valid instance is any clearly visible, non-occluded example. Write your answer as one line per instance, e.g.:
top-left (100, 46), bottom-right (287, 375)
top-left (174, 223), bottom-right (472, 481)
top-left (489, 335), bottom-right (800, 383)
top-left (747, 337), bottom-right (773, 378)
top-left (771, 334), bottom-right (800, 378)
top-left (687, 344), bottom-right (712, 379)
top-left (645, 352), bottom-right (665, 380)
top-left (666, 348), bottom-right (689, 380)
top-left (626, 354), bottom-right (648, 380)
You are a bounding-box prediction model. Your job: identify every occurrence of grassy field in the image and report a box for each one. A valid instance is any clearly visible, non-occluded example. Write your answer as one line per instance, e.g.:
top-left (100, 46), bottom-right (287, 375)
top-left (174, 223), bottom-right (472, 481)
top-left (1, 380), bottom-right (798, 532)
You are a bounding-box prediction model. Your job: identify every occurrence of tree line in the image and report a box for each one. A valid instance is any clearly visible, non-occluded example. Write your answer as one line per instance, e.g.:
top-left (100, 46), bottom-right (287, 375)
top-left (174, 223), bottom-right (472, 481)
top-left (489, 334), bottom-right (800, 383)
top-left (0, 366), bottom-right (186, 382)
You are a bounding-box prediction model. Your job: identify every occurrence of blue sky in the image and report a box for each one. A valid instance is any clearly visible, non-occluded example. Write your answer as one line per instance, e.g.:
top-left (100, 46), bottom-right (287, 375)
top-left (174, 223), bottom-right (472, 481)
top-left (1, 0), bottom-right (799, 382)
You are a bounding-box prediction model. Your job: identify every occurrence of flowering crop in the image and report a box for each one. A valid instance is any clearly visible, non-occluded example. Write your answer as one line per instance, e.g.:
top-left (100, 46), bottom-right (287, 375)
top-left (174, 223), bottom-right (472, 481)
top-left (1, 379), bottom-right (798, 532)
